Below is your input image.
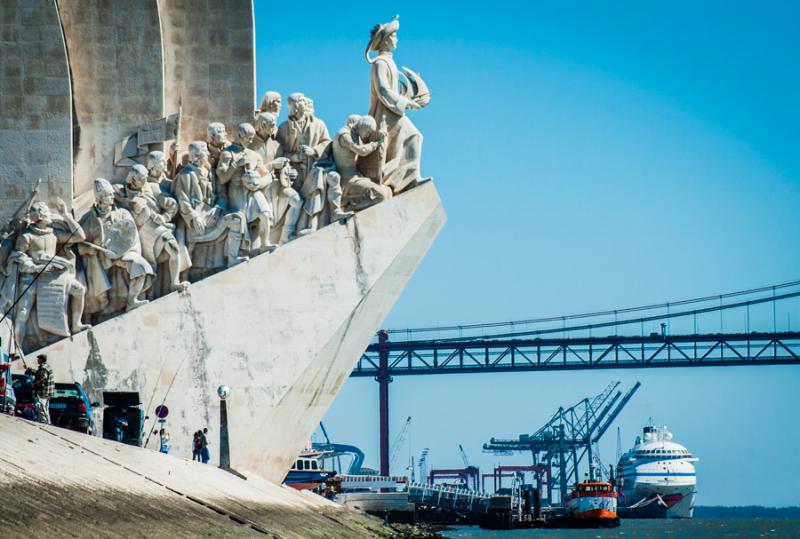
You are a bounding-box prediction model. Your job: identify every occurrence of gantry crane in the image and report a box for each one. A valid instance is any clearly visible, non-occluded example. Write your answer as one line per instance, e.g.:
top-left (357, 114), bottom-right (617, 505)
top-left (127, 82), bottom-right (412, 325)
top-left (483, 381), bottom-right (640, 505)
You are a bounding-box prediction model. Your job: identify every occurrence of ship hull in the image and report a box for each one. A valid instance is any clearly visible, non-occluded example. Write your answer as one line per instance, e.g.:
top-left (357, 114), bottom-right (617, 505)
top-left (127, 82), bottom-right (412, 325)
top-left (619, 482), bottom-right (695, 518)
top-left (33, 182), bottom-right (446, 483)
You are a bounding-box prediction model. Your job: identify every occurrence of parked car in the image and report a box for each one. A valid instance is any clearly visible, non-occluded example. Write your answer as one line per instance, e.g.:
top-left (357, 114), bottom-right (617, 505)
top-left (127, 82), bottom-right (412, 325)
top-left (102, 391), bottom-right (146, 446)
top-left (0, 360), bottom-right (15, 415)
top-left (11, 372), bottom-right (40, 421)
top-left (49, 382), bottom-right (98, 434)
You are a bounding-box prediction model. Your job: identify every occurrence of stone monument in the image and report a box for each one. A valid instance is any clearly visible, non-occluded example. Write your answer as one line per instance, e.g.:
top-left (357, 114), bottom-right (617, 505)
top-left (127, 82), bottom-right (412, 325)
top-left (0, 5), bottom-right (443, 485)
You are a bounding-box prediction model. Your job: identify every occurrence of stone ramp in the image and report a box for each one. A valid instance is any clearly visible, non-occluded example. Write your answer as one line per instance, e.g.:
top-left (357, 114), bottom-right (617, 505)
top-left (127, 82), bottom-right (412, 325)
top-left (0, 414), bottom-right (390, 538)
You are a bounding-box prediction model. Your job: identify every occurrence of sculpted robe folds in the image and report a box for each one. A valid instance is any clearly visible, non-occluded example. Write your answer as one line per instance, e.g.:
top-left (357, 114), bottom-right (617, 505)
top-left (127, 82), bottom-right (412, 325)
top-left (79, 206), bottom-right (154, 316)
top-left (369, 52), bottom-right (423, 193)
top-left (174, 164), bottom-right (247, 277)
top-left (276, 115), bottom-right (331, 190)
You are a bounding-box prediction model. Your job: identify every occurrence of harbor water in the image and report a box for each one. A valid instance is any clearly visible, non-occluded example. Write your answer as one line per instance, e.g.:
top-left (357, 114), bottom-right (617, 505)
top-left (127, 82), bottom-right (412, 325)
top-left (442, 520), bottom-right (800, 538)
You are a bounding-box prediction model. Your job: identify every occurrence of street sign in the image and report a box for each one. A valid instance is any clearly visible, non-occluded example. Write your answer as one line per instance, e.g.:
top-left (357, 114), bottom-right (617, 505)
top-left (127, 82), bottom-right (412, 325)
top-left (155, 405), bottom-right (169, 419)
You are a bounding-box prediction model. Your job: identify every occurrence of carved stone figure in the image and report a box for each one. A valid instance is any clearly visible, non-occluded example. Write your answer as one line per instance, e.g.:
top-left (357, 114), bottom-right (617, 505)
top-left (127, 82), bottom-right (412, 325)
top-left (365, 17), bottom-right (428, 194)
top-left (206, 122), bottom-right (229, 175)
top-left (147, 150), bottom-right (174, 197)
top-left (116, 165), bottom-right (189, 297)
top-left (251, 112), bottom-right (282, 167)
top-left (296, 144), bottom-right (354, 235)
top-left (276, 92), bottom-right (331, 191)
top-left (333, 115), bottom-right (393, 211)
top-left (267, 160), bottom-right (303, 245)
top-left (0, 201), bottom-right (90, 347)
top-left (79, 179), bottom-right (154, 319)
top-left (217, 123), bottom-right (276, 254)
top-left (174, 142), bottom-right (248, 280)
top-left (259, 91), bottom-right (281, 118)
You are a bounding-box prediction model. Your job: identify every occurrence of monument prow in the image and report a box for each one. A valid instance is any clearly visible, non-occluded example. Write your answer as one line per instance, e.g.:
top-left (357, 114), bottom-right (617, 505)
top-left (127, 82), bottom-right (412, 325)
top-left (36, 180), bottom-right (445, 481)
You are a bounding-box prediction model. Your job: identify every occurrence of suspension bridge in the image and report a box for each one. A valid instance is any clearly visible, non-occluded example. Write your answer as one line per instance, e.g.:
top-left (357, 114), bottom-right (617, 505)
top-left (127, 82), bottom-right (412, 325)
top-left (348, 279), bottom-right (800, 475)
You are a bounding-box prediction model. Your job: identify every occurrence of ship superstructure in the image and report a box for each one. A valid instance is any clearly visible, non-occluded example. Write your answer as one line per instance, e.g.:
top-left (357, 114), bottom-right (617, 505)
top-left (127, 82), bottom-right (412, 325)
top-left (616, 425), bottom-right (698, 518)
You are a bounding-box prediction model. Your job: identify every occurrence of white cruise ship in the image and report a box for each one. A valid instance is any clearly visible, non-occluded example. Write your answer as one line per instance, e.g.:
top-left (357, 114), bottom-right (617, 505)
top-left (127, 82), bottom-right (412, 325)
top-left (616, 426), bottom-right (698, 518)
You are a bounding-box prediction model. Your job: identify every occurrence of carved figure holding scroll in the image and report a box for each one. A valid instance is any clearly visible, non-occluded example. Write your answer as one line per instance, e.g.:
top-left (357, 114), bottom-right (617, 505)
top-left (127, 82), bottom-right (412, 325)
top-left (174, 142), bottom-right (248, 278)
top-left (333, 115), bottom-right (393, 212)
top-left (3, 201), bottom-right (90, 347)
top-left (365, 16), bottom-right (429, 193)
top-left (79, 179), bottom-right (154, 319)
top-left (117, 165), bottom-right (190, 297)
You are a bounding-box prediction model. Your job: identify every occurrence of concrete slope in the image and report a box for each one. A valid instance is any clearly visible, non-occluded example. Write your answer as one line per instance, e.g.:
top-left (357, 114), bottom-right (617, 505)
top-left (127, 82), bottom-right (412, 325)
top-left (0, 413), bottom-right (393, 538)
top-left (34, 181), bottom-right (446, 482)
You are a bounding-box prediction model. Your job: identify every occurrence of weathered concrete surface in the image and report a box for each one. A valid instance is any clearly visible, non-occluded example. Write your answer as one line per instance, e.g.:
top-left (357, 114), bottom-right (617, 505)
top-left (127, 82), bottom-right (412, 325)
top-left (34, 182), bottom-right (446, 482)
top-left (0, 0), bottom-right (72, 222)
top-left (160, 0), bottom-right (256, 150)
top-left (0, 413), bottom-right (395, 538)
top-left (57, 0), bottom-right (164, 204)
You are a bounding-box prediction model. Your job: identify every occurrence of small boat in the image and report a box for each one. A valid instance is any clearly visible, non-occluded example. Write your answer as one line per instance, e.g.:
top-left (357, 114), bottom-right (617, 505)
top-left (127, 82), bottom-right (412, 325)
top-left (283, 450), bottom-right (336, 491)
top-left (563, 481), bottom-right (620, 528)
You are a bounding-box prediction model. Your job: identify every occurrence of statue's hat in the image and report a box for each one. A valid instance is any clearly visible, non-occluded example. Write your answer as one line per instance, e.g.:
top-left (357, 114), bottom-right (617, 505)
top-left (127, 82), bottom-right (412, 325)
top-left (365, 16), bottom-right (399, 63)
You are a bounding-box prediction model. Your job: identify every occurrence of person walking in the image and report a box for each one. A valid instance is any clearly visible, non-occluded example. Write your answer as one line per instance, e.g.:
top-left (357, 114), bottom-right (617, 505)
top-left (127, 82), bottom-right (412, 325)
top-left (200, 427), bottom-right (210, 464)
top-left (192, 431), bottom-right (202, 461)
top-left (30, 354), bottom-right (54, 424)
top-left (159, 428), bottom-right (170, 454)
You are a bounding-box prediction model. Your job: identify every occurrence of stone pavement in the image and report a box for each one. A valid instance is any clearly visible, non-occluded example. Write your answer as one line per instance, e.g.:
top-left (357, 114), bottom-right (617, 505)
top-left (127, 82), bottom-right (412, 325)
top-left (0, 413), bottom-right (393, 538)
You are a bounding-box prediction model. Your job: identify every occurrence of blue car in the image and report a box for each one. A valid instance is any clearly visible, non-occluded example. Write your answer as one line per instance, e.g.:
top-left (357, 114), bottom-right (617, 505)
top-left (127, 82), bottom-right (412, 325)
top-left (49, 382), bottom-right (98, 434)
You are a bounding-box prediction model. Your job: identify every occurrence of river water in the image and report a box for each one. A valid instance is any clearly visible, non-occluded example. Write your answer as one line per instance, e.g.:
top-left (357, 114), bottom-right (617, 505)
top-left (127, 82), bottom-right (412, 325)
top-left (441, 520), bottom-right (800, 538)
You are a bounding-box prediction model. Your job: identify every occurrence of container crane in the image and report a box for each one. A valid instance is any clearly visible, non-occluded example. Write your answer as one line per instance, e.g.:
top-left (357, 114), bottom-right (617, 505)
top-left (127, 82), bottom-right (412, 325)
top-left (389, 416), bottom-right (411, 474)
top-left (482, 381), bottom-right (640, 505)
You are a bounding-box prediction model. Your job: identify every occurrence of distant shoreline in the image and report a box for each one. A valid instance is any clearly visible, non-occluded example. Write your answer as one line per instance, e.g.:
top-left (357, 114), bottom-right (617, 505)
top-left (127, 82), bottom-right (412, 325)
top-left (694, 506), bottom-right (800, 519)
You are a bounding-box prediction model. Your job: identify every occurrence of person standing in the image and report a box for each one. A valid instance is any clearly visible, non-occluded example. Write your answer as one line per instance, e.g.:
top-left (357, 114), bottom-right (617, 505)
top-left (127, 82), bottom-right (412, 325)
top-left (192, 431), bottom-right (202, 461)
top-left (159, 428), bottom-right (170, 454)
top-left (31, 354), bottom-right (54, 424)
top-left (200, 427), bottom-right (210, 464)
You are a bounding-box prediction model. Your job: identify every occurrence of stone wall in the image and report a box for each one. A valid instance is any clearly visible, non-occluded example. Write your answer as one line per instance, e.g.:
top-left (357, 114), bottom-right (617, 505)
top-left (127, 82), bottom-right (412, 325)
top-left (159, 0), bottom-right (256, 150)
top-left (57, 0), bottom-right (164, 208)
top-left (0, 0), bottom-right (72, 223)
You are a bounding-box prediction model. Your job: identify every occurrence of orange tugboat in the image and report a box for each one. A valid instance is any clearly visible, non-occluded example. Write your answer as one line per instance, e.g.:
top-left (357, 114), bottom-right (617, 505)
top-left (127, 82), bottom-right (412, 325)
top-left (564, 481), bottom-right (620, 528)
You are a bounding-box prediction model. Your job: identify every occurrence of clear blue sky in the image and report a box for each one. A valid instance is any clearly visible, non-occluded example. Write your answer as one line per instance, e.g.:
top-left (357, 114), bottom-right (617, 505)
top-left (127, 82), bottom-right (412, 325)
top-left (254, 2), bottom-right (800, 506)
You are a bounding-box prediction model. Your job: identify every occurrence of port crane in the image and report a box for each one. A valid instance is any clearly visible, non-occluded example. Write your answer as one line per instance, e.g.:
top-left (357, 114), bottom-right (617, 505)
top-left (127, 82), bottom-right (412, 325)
top-left (483, 381), bottom-right (640, 505)
top-left (458, 444), bottom-right (470, 467)
top-left (389, 416), bottom-right (411, 474)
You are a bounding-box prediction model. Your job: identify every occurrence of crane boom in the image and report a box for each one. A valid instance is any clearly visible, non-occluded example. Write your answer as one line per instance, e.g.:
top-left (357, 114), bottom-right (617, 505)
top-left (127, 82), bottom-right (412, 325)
top-left (458, 444), bottom-right (469, 467)
top-left (592, 382), bottom-right (641, 443)
top-left (389, 416), bottom-right (412, 471)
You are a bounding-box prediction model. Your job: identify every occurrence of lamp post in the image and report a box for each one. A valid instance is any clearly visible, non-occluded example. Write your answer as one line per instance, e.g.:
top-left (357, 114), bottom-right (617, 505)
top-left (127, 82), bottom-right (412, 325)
top-left (217, 385), bottom-right (231, 470)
